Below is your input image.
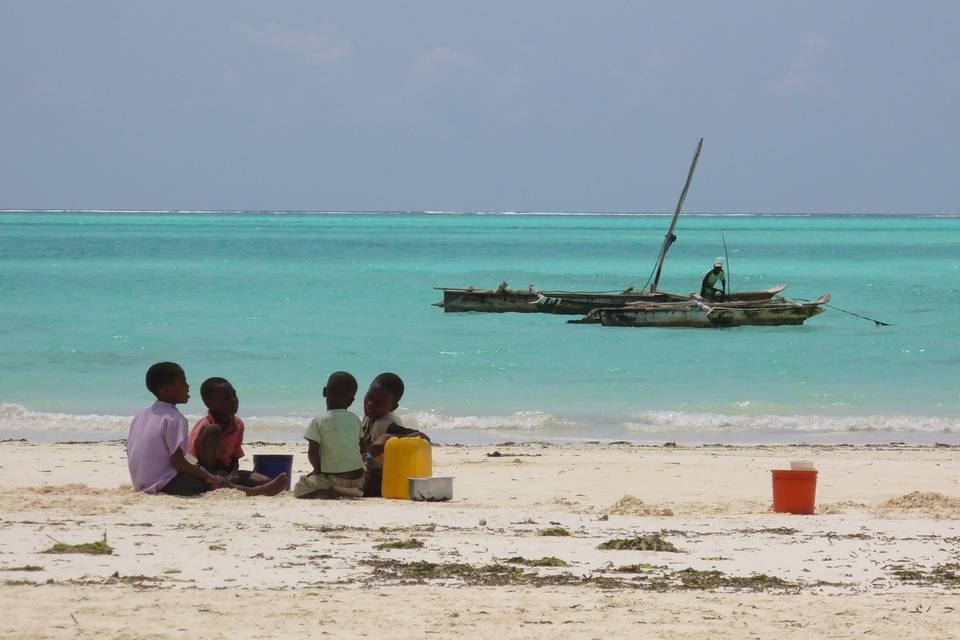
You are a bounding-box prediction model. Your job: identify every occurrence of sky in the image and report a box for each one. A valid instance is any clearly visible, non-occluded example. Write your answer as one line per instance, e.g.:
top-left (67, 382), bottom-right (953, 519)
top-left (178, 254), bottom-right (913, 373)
top-left (1, 1), bottom-right (958, 213)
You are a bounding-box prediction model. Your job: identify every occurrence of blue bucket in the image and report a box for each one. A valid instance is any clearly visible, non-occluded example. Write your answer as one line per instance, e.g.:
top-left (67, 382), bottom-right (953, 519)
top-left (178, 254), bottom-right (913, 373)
top-left (253, 454), bottom-right (293, 491)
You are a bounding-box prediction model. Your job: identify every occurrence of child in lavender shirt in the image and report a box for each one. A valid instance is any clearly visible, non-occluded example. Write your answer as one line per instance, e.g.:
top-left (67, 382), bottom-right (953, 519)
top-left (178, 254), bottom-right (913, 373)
top-left (126, 362), bottom-right (286, 497)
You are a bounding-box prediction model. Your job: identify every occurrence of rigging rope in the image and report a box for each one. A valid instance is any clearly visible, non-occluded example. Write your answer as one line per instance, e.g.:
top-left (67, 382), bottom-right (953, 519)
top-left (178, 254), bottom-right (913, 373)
top-left (640, 258), bottom-right (659, 292)
top-left (793, 299), bottom-right (892, 326)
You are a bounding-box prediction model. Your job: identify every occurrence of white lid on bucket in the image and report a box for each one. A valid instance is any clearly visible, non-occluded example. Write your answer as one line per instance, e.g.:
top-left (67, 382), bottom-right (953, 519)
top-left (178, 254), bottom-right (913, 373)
top-left (790, 460), bottom-right (815, 470)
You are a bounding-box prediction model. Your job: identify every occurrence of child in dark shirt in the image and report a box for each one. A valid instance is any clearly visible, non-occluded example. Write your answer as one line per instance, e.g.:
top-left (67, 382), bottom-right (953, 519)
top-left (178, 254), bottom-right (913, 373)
top-left (359, 372), bottom-right (429, 497)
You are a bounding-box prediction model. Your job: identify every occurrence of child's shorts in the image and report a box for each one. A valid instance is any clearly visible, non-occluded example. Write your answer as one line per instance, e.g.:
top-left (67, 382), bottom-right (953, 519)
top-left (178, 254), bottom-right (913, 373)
top-left (294, 470), bottom-right (366, 498)
top-left (160, 473), bottom-right (213, 496)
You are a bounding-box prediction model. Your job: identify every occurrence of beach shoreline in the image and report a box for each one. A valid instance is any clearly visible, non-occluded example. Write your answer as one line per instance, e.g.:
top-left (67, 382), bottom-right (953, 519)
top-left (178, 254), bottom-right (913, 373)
top-left (2, 440), bottom-right (958, 638)
top-left (3, 400), bottom-right (959, 448)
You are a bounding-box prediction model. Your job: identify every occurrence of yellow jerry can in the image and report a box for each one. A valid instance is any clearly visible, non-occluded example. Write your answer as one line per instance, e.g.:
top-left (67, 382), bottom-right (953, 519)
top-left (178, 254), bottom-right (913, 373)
top-left (381, 437), bottom-right (432, 499)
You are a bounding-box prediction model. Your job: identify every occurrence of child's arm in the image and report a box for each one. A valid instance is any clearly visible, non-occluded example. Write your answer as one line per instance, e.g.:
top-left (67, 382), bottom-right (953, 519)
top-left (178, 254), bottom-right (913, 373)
top-left (387, 423), bottom-right (429, 442)
top-left (370, 429), bottom-right (430, 457)
top-left (170, 448), bottom-right (220, 487)
top-left (166, 416), bottom-right (219, 486)
top-left (307, 440), bottom-right (322, 475)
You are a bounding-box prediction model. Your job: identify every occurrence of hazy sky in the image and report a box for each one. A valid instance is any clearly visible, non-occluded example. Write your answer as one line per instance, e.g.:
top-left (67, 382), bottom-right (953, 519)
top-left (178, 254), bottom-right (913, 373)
top-left (2, 2), bottom-right (958, 212)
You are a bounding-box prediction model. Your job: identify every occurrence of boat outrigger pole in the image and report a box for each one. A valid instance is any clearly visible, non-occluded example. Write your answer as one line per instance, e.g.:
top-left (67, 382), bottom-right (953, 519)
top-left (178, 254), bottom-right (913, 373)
top-left (648, 137), bottom-right (703, 292)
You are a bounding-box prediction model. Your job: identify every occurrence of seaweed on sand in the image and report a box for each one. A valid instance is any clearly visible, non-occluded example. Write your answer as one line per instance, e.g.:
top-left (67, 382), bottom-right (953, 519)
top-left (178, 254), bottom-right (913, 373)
top-left (360, 559), bottom-right (620, 588)
top-left (42, 535), bottom-right (113, 555)
top-left (361, 559), bottom-right (803, 593)
top-left (374, 539), bottom-right (425, 550)
top-left (293, 523), bottom-right (367, 533)
top-left (504, 556), bottom-right (570, 567)
top-left (669, 569), bottom-right (798, 592)
top-left (362, 559), bottom-right (530, 586)
top-left (736, 527), bottom-right (799, 536)
top-left (597, 534), bottom-right (680, 552)
top-left (538, 527), bottom-right (571, 537)
top-left (613, 563), bottom-right (663, 573)
top-left (890, 562), bottom-right (960, 587)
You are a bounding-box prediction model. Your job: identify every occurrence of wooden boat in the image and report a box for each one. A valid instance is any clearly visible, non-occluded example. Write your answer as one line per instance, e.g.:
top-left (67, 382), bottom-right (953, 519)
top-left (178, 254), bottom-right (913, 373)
top-left (434, 283), bottom-right (787, 314)
top-left (570, 294), bottom-right (831, 328)
top-left (433, 138), bottom-right (832, 328)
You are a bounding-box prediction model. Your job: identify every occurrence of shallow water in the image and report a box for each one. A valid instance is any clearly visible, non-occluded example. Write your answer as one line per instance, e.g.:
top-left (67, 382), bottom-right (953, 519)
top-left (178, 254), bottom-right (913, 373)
top-left (1, 211), bottom-right (957, 443)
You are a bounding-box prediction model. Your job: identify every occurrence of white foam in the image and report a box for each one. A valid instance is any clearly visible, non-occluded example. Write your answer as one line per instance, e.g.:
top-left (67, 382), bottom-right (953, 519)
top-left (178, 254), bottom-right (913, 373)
top-left (623, 410), bottom-right (959, 434)
top-left (0, 403), bottom-right (312, 435)
top-left (1, 402), bottom-right (956, 439)
top-left (0, 403), bottom-right (132, 433)
top-left (404, 410), bottom-right (572, 432)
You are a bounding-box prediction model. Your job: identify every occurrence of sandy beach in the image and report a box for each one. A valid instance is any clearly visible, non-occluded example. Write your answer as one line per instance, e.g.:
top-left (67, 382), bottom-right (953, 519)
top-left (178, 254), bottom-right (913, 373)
top-left (1, 440), bottom-right (958, 638)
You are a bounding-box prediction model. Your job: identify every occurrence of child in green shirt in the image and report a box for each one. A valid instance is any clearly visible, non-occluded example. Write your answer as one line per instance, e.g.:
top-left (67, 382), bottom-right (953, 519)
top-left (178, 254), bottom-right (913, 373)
top-left (293, 371), bottom-right (366, 499)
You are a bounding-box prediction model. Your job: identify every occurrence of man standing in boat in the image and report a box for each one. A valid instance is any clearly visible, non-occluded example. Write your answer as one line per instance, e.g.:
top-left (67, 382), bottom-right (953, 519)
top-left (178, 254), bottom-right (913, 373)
top-left (700, 258), bottom-right (726, 300)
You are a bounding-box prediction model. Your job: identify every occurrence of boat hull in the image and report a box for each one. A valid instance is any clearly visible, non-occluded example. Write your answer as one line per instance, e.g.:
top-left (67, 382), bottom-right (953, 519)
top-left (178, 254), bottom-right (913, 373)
top-left (435, 285), bottom-right (787, 314)
top-left (582, 296), bottom-right (829, 328)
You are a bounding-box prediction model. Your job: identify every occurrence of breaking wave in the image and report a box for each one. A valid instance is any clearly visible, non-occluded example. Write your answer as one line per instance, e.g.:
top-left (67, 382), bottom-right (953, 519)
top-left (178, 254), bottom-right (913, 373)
top-left (0, 403), bottom-right (311, 436)
top-left (404, 410), bottom-right (573, 432)
top-left (1, 403), bottom-right (956, 440)
top-left (623, 410), bottom-right (958, 434)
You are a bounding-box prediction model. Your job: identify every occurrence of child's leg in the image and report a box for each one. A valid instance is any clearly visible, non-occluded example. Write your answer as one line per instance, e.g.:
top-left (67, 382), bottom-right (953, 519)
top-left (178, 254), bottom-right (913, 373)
top-left (296, 488), bottom-right (338, 499)
top-left (195, 425), bottom-right (224, 471)
top-left (332, 485), bottom-right (363, 498)
top-left (223, 473), bottom-right (287, 497)
top-left (293, 473), bottom-right (362, 499)
top-left (160, 473), bottom-right (212, 496)
top-left (362, 469), bottom-right (383, 497)
top-left (247, 471), bottom-right (274, 486)
top-left (330, 473), bottom-right (366, 498)
top-left (226, 470), bottom-right (273, 487)
top-left (293, 473), bottom-right (335, 499)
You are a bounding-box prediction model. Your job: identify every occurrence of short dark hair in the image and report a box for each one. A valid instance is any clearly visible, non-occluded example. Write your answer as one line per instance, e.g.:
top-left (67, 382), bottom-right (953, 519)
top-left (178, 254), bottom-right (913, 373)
top-left (200, 377), bottom-right (231, 404)
top-left (372, 372), bottom-right (404, 402)
top-left (145, 362), bottom-right (185, 394)
top-left (326, 371), bottom-right (358, 398)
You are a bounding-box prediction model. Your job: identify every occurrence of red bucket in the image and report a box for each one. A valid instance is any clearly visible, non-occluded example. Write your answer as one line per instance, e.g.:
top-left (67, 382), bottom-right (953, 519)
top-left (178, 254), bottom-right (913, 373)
top-left (771, 469), bottom-right (818, 515)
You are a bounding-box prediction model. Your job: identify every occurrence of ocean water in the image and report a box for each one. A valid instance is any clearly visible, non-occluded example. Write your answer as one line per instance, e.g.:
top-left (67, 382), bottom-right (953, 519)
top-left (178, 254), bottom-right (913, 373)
top-left (1, 211), bottom-right (958, 444)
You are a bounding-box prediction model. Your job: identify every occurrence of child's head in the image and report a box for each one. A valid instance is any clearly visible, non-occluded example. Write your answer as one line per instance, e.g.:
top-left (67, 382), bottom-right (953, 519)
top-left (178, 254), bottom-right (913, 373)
top-left (363, 372), bottom-right (404, 419)
top-left (145, 362), bottom-right (189, 404)
top-left (200, 377), bottom-right (239, 419)
top-left (323, 371), bottom-right (358, 410)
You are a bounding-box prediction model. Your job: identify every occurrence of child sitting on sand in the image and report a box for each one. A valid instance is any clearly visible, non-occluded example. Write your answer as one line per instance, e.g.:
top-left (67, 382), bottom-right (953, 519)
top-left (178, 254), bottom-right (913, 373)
top-left (126, 362), bottom-right (286, 497)
top-left (293, 371), bottom-right (367, 499)
top-left (360, 372), bottom-right (430, 497)
top-left (187, 377), bottom-right (275, 489)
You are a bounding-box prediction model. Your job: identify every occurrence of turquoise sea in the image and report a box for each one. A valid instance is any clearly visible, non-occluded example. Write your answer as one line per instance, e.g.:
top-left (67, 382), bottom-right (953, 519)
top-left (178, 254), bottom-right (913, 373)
top-left (1, 211), bottom-right (957, 444)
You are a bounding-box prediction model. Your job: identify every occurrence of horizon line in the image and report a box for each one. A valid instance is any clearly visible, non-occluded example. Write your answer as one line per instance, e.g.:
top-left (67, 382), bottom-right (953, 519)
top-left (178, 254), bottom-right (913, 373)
top-left (1, 209), bottom-right (958, 217)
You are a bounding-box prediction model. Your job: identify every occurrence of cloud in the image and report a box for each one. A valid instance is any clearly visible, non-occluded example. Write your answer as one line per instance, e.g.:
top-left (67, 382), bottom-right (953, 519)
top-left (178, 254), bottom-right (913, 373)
top-left (408, 47), bottom-right (485, 87)
top-left (772, 32), bottom-right (827, 94)
top-left (612, 47), bottom-right (675, 89)
top-left (233, 22), bottom-right (351, 66)
top-left (645, 47), bottom-right (674, 73)
top-left (405, 47), bottom-right (528, 98)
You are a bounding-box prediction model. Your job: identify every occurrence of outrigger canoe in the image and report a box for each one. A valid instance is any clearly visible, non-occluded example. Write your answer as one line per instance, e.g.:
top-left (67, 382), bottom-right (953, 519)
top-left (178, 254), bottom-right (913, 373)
top-left (434, 283), bottom-right (788, 315)
top-left (569, 294), bottom-right (831, 328)
top-left (432, 138), bottom-right (832, 329)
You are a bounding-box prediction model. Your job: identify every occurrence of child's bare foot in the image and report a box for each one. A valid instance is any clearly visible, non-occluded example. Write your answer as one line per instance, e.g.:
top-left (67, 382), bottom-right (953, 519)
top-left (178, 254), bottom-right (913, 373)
top-left (244, 473), bottom-right (287, 497)
top-left (332, 485), bottom-right (363, 499)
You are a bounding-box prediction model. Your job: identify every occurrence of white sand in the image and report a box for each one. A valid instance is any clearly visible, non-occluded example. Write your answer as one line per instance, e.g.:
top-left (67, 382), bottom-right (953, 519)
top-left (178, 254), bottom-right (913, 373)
top-left (1, 440), bottom-right (959, 638)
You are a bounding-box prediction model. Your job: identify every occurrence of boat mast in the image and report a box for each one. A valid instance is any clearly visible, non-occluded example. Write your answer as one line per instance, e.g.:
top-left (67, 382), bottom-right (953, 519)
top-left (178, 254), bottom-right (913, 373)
top-left (649, 137), bottom-right (703, 292)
